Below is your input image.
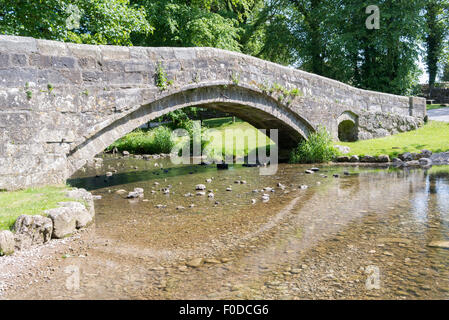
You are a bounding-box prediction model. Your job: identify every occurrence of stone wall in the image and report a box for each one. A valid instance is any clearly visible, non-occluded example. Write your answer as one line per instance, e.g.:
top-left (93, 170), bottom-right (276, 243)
top-left (422, 86), bottom-right (449, 104)
top-left (0, 35), bottom-right (426, 190)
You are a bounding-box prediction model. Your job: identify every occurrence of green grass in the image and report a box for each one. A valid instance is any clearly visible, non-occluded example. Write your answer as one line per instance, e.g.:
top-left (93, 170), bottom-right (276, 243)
top-left (202, 116), bottom-right (240, 128)
top-left (427, 104), bottom-right (447, 111)
top-left (0, 185), bottom-right (76, 231)
top-left (336, 121), bottom-right (449, 158)
top-left (107, 126), bottom-right (175, 154)
top-left (202, 119), bottom-right (274, 159)
top-left (109, 117), bottom-right (273, 158)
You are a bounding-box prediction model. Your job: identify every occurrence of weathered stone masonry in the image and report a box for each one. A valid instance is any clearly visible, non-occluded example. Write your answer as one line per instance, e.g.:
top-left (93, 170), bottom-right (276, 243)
top-left (0, 35), bottom-right (426, 190)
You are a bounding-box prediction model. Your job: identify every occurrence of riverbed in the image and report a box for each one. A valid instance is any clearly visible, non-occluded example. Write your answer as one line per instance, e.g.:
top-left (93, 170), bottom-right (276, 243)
top-left (1, 155), bottom-right (448, 299)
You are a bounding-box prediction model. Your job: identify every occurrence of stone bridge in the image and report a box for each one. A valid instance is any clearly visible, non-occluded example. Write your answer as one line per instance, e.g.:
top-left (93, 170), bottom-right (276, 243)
top-left (0, 35), bottom-right (426, 190)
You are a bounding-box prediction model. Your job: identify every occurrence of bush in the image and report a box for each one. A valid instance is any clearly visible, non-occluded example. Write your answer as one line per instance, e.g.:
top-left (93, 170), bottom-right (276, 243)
top-left (289, 127), bottom-right (337, 164)
top-left (108, 126), bottom-right (175, 154)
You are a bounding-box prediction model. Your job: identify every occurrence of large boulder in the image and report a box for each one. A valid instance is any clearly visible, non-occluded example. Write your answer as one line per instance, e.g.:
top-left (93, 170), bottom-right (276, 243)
top-left (66, 188), bottom-right (95, 218)
top-left (13, 215), bottom-right (53, 250)
top-left (0, 230), bottom-right (15, 255)
top-left (46, 202), bottom-right (92, 239)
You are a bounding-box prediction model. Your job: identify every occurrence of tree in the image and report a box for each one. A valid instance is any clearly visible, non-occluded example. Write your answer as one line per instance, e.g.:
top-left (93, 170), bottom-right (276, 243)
top-left (424, 0), bottom-right (449, 90)
top-left (442, 60), bottom-right (449, 81)
top-left (0, 0), bottom-right (70, 40)
top-left (0, 0), bottom-right (152, 45)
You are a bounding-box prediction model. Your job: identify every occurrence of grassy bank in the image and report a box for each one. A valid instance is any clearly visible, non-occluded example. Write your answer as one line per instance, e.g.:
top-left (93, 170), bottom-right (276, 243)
top-left (108, 117), bottom-right (274, 158)
top-left (107, 126), bottom-right (175, 154)
top-left (203, 118), bottom-right (273, 158)
top-left (427, 104), bottom-right (448, 111)
top-left (336, 121), bottom-right (449, 158)
top-left (0, 185), bottom-right (75, 231)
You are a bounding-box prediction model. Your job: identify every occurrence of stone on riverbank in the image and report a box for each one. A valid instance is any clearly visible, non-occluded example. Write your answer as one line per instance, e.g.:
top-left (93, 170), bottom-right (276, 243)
top-left (377, 155), bottom-right (390, 163)
top-left (337, 156), bottom-right (350, 163)
top-left (350, 155), bottom-right (359, 162)
top-left (404, 160), bottom-right (420, 167)
top-left (66, 188), bottom-right (95, 218)
top-left (46, 202), bottom-right (92, 239)
top-left (0, 230), bottom-right (15, 255)
top-left (13, 215), bottom-right (53, 249)
top-left (195, 184), bottom-right (206, 190)
top-left (399, 152), bottom-right (413, 161)
top-left (419, 158), bottom-right (432, 167)
top-left (361, 155), bottom-right (376, 163)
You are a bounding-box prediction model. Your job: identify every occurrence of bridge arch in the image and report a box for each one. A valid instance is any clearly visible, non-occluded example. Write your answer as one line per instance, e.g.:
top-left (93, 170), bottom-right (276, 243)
top-left (337, 111), bottom-right (359, 142)
top-left (67, 84), bottom-right (315, 176)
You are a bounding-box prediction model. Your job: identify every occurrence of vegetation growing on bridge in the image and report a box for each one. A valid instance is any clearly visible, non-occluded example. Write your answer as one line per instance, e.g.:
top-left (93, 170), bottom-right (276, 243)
top-left (155, 62), bottom-right (173, 90)
top-left (336, 121), bottom-right (449, 158)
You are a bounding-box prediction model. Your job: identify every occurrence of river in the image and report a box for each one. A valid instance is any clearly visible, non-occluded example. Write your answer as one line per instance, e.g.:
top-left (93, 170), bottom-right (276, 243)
top-left (2, 155), bottom-right (449, 299)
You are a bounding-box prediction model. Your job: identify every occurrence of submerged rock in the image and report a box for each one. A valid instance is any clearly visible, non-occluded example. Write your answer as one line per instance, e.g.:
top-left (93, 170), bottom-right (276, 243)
top-left (428, 241), bottom-right (449, 249)
top-left (186, 258), bottom-right (204, 268)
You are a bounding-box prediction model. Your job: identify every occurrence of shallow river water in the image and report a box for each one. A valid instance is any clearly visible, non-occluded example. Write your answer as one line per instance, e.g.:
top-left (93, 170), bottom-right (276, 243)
top-left (3, 156), bottom-right (449, 299)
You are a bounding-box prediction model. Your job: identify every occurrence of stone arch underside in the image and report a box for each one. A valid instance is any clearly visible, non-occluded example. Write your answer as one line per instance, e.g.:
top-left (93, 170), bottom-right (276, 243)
top-left (337, 111), bottom-right (359, 142)
top-left (67, 85), bottom-right (315, 177)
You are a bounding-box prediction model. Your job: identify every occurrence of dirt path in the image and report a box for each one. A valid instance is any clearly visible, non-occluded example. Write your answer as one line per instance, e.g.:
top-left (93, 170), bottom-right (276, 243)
top-left (427, 107), bottom-right (449, 122)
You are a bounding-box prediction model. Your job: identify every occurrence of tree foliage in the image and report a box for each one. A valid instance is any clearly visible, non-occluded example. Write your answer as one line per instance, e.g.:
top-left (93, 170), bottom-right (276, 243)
top-left (0, 0), bottom-right (152, 45)
top-left (1, 0), bottom-right (447, 95)
top-left (424, 0), bottom-right (449, 88)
